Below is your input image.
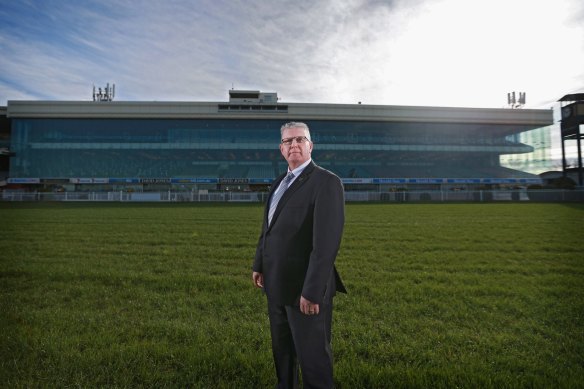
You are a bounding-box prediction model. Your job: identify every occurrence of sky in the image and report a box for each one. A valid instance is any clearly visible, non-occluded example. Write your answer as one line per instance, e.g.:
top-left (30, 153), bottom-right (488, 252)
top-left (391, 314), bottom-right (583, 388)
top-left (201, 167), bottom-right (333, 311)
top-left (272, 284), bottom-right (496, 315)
top-left (1, 0), bottom-right (583, 109)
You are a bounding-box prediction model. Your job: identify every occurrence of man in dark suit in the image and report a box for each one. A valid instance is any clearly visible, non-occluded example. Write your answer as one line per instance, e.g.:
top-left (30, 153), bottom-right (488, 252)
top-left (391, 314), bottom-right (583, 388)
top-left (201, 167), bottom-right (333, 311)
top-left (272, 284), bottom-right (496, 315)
top-left (252, 122), bottom-right (346, 388)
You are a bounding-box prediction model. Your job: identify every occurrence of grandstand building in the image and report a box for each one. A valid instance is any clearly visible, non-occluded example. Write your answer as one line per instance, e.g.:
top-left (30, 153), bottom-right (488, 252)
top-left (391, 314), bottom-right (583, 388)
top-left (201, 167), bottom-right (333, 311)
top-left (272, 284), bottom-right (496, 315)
top-left (4, 90), bottom-right (554, 193)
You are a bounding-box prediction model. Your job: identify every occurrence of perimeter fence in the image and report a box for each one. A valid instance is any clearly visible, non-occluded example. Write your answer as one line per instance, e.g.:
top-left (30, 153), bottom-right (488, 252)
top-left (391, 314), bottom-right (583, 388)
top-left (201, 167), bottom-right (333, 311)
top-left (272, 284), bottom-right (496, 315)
top-left (2, 190), bottom-right (583, 202)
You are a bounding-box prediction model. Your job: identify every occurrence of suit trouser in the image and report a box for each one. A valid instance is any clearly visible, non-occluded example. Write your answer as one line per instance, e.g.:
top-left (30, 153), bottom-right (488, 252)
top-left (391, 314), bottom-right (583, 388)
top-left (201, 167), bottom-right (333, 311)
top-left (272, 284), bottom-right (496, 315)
top-left (267, 301), bottom-right (334, 389)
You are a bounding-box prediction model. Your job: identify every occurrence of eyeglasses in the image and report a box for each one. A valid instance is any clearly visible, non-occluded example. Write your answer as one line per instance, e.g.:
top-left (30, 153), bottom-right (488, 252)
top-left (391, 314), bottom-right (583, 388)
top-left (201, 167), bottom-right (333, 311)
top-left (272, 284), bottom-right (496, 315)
top-left (281, 136), bottom-right (310, 146)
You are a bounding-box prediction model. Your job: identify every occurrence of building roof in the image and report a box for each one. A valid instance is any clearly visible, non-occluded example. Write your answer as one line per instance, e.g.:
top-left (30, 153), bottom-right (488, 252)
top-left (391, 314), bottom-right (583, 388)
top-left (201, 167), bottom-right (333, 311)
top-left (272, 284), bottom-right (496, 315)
top-left (6, 100), bottom-right (553, 130)
top-left (558, 93), bottom-right (584, 102)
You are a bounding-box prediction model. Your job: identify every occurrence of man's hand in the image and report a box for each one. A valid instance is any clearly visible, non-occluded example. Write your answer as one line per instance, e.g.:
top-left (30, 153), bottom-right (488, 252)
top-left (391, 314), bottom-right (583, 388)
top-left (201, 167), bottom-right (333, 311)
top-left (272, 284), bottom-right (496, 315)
top-left (300, 296), bottom-right (319, 315)
top-left (252, 272), bottom-right (264, 288)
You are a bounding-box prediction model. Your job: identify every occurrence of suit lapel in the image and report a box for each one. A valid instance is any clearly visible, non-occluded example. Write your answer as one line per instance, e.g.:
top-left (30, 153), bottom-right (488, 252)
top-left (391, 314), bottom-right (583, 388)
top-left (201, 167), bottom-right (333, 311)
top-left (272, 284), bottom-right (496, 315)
top-left (264, 172), bottom-right (286, 227)
top-left (268, 162), bottom-right (315, 230)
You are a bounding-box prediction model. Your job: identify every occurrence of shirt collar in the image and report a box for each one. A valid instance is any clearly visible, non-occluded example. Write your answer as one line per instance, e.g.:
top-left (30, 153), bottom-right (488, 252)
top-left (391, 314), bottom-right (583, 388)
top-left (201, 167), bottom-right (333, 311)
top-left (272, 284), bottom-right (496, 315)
top-left (288, 158), bottom-right (312, 177)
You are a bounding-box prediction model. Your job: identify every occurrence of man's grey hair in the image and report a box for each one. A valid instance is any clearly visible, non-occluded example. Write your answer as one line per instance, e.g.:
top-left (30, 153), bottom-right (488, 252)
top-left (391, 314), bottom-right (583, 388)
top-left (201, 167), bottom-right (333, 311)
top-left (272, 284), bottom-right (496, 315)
top-left (280, 122), bottom-right (311, 141)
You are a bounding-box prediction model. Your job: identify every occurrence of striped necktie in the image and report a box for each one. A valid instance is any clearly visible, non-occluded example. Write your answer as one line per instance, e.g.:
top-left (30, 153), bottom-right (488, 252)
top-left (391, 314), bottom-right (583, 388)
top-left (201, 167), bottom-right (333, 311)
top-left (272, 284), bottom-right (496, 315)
top-left (268, 172), bottom-right (295, 225)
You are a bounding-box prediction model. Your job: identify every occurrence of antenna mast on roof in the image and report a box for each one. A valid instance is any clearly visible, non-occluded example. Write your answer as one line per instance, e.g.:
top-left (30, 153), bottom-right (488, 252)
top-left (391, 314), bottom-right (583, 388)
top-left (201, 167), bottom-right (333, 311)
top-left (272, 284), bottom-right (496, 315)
top-left (93, 83), bottom-right (115, 102)
top-left (507, 91), bottom-right (525, 109)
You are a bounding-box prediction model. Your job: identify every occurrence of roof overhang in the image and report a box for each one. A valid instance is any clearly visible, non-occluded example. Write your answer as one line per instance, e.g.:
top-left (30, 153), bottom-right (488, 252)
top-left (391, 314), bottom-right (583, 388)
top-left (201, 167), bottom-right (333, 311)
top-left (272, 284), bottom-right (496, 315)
top-left (558, 93), bottom-right (584, 102)
top-left (6, 100), bottom-right (553, 129)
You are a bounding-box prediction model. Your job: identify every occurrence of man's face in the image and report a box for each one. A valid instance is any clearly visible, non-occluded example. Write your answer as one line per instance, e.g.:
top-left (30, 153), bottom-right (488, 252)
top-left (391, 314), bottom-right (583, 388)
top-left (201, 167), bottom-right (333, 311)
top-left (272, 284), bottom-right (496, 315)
top-left (280, 126), bottom-right (313, 170)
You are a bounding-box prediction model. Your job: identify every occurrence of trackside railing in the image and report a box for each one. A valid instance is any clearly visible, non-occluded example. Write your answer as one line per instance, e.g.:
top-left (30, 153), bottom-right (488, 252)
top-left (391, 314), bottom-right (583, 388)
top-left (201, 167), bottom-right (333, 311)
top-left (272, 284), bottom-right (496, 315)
top-left (2, 190), bottom-right (583, 202)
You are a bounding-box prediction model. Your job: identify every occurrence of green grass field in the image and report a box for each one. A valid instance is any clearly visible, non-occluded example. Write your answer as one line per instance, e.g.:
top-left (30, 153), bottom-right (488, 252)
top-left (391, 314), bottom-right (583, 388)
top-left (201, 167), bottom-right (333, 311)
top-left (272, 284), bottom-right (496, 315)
top-left (1, 202), bottom-right (583, 388)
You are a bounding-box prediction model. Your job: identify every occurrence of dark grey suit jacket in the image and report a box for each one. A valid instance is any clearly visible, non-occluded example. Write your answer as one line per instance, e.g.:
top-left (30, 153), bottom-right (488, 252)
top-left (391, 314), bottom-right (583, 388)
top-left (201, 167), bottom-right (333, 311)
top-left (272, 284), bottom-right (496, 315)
top-left (253, 161), bottom-right (347, 306)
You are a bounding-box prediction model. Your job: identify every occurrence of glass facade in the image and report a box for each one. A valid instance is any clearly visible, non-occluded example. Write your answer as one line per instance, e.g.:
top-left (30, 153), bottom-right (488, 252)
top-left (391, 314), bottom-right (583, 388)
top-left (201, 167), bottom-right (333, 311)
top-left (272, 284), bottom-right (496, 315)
top-left (10, 118), bottom-right (539, 183)
top-left (500, 126), bottom-right (553, 174)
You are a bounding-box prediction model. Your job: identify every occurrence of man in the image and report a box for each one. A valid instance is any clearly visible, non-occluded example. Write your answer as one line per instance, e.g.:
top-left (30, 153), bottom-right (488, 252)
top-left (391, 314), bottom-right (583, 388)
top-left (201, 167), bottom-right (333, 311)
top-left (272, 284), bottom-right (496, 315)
top-left (252, 122), bottom-right (346, 388)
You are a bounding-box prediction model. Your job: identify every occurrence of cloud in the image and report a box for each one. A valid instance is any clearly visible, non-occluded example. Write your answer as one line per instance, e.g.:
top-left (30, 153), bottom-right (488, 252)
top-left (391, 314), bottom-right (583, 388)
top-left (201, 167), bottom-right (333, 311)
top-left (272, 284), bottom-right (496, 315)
top-left (0, 0), bottom-right (582, 107)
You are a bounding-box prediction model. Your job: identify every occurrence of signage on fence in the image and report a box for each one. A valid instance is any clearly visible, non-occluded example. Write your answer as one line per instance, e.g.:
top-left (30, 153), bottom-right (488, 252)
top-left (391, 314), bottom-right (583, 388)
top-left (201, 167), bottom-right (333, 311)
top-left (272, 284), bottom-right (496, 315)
top-left (219, 178), bottom-right (249, 184)
top-left (373, 178), bottom-right (408, 184)
top-left (41, 178), bottom-right (69, 184)
top-left (171, 178), bottom-right (218, 184)
top-left (141, 178), bottom-right (171, 184)
top-left (408, 178), bottom-right (448, 184)
top-left (70, 178), bottom-right (109, 184)
top-left (447, 178), bottom-right (481, 184)
top-left (109, 178), bottom-right (141, 183)
top-left (7, 178), bottom-right (40, 184)
top-left (342, 178), bottom-right (373, 184)
top-left (6, 176), bottom-right (544, 186)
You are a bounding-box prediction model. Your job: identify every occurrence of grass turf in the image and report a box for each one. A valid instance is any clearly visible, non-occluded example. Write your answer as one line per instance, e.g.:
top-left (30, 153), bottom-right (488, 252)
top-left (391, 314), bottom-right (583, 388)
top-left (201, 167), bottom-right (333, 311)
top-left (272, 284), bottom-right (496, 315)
top-left (1, 202), bottom-right (583, 388)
